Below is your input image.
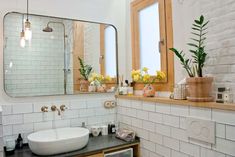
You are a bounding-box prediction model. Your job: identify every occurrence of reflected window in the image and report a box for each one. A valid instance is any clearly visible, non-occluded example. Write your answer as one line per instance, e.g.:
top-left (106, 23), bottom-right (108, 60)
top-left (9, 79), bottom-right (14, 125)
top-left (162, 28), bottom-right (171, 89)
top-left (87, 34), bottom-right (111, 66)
top-left (104, 26), bottom-right (116, 77)
top-left (100, 25), bottom-right (117, 78)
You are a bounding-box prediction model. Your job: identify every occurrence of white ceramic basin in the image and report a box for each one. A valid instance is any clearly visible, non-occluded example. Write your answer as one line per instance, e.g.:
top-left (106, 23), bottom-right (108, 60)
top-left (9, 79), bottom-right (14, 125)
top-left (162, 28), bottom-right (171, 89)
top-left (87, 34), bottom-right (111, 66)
top-left (28, 127), bottom-right (89, 156)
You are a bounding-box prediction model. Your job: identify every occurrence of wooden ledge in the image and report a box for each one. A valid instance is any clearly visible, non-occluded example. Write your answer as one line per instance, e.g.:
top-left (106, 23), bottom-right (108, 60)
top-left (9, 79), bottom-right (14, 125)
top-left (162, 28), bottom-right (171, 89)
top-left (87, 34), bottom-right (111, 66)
top-left (115, 95), bottom-right (235, 111)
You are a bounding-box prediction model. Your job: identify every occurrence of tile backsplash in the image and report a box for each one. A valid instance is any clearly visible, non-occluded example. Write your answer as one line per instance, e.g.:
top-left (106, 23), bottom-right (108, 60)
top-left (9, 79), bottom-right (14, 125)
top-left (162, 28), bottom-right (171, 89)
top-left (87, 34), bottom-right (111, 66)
top-left (1, 94), bottom-right (116, 144)
top-left (117, 98), bottom-right (235, 157)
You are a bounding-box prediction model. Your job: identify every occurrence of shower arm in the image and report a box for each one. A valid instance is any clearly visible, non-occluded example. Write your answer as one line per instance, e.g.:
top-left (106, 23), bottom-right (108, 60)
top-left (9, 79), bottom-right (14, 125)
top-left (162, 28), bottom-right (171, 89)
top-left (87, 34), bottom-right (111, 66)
top-left (46, 21), bottom-right (66, 37)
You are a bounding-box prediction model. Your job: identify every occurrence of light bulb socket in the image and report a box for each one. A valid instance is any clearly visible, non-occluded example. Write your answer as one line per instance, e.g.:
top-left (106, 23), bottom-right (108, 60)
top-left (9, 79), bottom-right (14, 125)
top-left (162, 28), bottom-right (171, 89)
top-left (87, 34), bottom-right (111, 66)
top-left (25, 20), bottom-right (31, 29)
top-left (20, 31), bottom-right (25, 38)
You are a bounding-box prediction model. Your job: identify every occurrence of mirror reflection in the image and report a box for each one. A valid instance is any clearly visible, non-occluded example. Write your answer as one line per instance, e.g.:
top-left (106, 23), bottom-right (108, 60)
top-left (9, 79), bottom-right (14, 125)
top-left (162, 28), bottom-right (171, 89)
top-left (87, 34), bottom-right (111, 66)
top-left (4, 13), bottom-right (118, 97)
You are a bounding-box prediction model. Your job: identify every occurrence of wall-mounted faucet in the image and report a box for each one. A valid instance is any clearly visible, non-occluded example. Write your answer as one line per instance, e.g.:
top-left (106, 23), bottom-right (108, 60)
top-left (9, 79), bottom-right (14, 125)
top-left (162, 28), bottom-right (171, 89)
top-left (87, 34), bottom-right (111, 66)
top-left (41, 106), bottom-right (48, 112)
top-left (60, 104), bottom-right (67, 112)
top-left (51, 105), bottom-right (61, 116)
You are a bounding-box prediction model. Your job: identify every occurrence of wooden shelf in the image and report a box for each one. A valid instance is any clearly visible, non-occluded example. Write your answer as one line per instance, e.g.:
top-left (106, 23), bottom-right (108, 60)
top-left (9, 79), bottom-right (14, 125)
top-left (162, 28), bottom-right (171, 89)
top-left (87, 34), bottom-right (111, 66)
top-left (116, 95), bottom-right (235, 111)
top-left (73, 91), bottom-right (114, 94)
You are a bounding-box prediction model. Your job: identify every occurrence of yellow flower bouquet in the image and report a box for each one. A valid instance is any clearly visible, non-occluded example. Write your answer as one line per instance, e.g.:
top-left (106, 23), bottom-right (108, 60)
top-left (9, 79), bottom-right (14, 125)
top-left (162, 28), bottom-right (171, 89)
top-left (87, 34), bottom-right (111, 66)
top-left (131, 67), bottom-right (166, 84)
top-left (131, 67), bottom-right (166, 97)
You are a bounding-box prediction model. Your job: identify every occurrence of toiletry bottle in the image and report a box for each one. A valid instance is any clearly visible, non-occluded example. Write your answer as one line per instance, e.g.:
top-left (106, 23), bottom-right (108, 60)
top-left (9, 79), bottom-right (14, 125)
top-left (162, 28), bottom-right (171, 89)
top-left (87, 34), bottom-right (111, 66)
top-left (128, 81), bottom-right (134, 96)
top-left (118, 75), bottom-right (124, 95)
top-left (224, 87), bottom-right (233, 103)
top-left (110, 122), bottom-right (116, 134)
top-left (108, 123), bottom-right (112, 134)
top-left (15, 134), bottom-right (23, 149)
top-left (122, 80), bottom-right (128, 95)
top-left (82, 122), bottom-right (86, 128)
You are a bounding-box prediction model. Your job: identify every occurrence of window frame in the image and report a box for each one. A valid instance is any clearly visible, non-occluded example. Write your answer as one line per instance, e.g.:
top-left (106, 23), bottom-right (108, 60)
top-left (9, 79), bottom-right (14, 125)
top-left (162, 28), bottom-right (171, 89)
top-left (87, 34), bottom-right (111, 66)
top-left (131, 0), bottom-right (174, 91)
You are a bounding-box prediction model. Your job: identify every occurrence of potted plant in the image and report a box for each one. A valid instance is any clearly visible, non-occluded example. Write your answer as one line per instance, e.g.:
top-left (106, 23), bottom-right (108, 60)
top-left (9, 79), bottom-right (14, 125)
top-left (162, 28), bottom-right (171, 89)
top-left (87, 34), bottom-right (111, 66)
top-left (78, 57), bottom-right (92, 92)
top-left (131, 67), bottom-right (166, 97)
top-left (170, 15), bottom-right (213, 102)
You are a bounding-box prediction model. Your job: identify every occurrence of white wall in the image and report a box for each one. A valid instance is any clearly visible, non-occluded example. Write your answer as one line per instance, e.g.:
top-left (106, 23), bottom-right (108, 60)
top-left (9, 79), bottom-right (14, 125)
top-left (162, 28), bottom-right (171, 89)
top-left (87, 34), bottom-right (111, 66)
top-left (172, 0), bottom-right (235, 100)
top-left (172, 0), bottom-right (201, 83)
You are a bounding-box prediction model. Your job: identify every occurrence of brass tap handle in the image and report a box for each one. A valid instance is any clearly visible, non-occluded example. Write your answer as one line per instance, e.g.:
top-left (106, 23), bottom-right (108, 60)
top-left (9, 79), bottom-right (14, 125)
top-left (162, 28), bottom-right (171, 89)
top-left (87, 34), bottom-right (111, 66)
top-left (60, 104), bottom-right (67, 111)
top-left (51, 105), bottom-right (57, 111)
top-left (41, 106), bottom-right (48, 112)
top-left (51, 105), bottom-right (61, 116)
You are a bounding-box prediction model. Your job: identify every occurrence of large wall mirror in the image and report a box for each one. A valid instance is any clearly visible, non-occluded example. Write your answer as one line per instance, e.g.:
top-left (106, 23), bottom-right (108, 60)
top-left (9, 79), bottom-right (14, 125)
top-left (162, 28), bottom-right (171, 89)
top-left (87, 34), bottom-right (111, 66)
top-left (3, 12), bottom-right (118, 97)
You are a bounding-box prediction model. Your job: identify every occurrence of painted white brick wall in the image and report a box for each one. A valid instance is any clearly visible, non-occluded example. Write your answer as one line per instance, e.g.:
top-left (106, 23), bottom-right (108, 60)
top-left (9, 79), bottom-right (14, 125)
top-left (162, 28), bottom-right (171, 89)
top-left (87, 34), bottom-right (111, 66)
top-left (196, 0), bottom-right (235, 102)
top-left (1, 94), bottom-right (116, 145)
top-left (117, 98), bottom-right (235, 157)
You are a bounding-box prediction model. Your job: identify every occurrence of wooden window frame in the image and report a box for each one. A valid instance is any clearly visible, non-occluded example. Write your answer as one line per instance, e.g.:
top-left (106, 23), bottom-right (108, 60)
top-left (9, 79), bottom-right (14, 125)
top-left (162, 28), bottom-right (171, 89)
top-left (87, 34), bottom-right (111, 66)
top-left (73, 21), bottom-right (85, 92)
top-left (131, 0), bottom-right (174, 91)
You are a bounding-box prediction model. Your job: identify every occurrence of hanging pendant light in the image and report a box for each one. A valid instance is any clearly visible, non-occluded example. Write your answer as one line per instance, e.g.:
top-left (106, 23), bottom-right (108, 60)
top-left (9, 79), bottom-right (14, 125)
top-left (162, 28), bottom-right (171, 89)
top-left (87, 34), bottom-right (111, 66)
top-left (24, 0), bottom-right (32, 41)
top-left (20, 15), bottom-right (26, 48)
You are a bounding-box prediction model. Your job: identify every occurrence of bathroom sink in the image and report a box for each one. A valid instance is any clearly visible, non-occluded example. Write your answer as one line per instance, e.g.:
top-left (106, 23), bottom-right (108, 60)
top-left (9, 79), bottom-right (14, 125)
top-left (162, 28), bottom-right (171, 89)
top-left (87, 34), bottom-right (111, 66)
top-left (27, 127), bottom-right (89, 156)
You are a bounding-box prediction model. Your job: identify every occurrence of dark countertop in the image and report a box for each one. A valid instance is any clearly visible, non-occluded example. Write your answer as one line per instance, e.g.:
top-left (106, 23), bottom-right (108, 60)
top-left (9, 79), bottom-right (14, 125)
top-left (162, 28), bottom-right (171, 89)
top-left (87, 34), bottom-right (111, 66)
top-left (5, 135), bottom-right (140, 157)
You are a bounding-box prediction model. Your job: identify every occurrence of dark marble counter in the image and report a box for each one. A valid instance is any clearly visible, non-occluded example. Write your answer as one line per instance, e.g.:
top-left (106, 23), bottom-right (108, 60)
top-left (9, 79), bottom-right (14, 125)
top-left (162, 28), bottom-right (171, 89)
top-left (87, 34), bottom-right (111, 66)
top-left (5, 135), bottom-right (140, 157)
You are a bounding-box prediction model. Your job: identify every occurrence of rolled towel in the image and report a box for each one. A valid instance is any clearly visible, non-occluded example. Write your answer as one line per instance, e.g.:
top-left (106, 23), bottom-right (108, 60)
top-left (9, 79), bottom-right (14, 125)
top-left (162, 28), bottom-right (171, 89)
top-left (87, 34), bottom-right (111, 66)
top-left (115, 128), bottom-right (136, 142)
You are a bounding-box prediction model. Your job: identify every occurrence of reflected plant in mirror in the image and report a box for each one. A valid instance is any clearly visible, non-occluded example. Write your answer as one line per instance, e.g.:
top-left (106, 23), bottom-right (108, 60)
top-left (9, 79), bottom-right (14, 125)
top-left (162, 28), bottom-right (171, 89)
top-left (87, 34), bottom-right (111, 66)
top-left (3, 12), bottom-right (118, 97)
top-left (78, 57), bottom-right (92, 92)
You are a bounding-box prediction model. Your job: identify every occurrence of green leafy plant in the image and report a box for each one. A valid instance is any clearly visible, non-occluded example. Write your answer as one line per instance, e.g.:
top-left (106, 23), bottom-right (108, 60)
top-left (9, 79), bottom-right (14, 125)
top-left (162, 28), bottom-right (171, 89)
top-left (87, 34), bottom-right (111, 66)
top-left (170, 15), bottom-right (209, 77)
top-left (78, 57), bottom-right (92, 80)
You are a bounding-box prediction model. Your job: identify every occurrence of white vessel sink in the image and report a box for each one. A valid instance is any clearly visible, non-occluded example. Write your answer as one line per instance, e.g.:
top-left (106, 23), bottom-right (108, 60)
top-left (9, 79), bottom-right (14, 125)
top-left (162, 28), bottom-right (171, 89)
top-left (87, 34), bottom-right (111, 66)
top-left (28, 127), bottom-right (89, 156)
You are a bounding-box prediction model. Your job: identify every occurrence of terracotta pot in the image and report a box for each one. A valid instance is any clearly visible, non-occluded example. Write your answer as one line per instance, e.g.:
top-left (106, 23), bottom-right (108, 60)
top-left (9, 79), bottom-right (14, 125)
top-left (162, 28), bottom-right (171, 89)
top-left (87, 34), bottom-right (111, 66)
top-left (97, 84), bottom-right (107, 93)
top-left (143, 84), bottom-right (155, 97)
top-left (186, 77), bottom-right (213, 102)
top-left (80, 79), bottom-right (89, 92)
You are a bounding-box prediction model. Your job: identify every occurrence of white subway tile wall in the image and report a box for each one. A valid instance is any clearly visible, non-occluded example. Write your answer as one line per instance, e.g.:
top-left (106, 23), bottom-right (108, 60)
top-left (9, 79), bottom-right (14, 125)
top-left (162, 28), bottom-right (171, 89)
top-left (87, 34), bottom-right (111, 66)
top-left (117, 98), bottom-right (235, 157)
top-left (4, 13), bottom-right (71, 96)
top-left (1, 95), bottom-right (116, 145)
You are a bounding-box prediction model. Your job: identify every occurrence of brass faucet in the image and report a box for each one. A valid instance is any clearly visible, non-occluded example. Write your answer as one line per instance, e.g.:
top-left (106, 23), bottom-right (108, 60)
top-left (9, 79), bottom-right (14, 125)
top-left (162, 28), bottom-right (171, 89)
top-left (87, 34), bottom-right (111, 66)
top-left (51, 105), bottom-right (61, 116)
top-left (60, 104), bottom-right (67, 111)
top-left (41, 106), bottom-right (48, 112)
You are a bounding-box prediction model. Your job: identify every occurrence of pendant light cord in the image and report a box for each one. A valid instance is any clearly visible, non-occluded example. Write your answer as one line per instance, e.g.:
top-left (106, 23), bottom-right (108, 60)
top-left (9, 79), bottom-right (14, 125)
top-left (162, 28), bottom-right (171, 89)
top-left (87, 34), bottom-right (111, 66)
top-left (26, 0), bottom-right (29, 21)
top-left (22, 14), bottom-right (25, 31)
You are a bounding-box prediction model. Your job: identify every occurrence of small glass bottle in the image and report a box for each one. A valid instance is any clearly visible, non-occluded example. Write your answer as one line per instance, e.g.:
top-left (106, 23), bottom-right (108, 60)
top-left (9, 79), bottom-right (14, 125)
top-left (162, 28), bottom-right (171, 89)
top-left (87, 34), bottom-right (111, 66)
top-left (224, 88), bottom-right (233, 103)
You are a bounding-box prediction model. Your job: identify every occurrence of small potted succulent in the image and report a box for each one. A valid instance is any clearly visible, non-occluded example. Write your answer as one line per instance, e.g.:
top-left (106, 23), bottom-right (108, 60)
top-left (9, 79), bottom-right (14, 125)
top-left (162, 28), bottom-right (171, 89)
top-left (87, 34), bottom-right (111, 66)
top-left (88, 73), bottom-right (111, 92)
top-left (131, 67), bottom-right (166, 97)
top-left (78, 57), bottom-right (92, 92)
top-left (170, 15), bottom-right (213, 102)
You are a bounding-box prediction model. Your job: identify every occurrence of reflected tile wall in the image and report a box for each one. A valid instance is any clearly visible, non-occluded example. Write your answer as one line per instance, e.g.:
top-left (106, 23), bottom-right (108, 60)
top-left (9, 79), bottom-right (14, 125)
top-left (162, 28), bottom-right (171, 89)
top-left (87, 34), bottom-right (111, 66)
top-left (4, 13), bottom-right (66, 96)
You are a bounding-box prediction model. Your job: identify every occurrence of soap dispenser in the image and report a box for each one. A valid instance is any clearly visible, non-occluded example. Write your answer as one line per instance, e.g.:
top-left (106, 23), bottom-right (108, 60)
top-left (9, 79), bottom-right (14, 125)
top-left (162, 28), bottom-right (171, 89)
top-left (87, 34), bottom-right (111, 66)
top-left (15, 134), bottom-right (23, 149)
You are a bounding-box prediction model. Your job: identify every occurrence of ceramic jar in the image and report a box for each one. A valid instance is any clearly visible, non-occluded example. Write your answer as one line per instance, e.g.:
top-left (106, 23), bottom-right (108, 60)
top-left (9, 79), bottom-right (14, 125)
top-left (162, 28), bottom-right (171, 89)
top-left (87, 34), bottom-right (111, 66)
top-left (143, 84), bottom-right (155, 97)
top-left (91, 126), bottom-right (102, 137)
top-left (80, 79), bottom-right (89, 92)
top-left (97, 84), bottom-right (107, 92)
